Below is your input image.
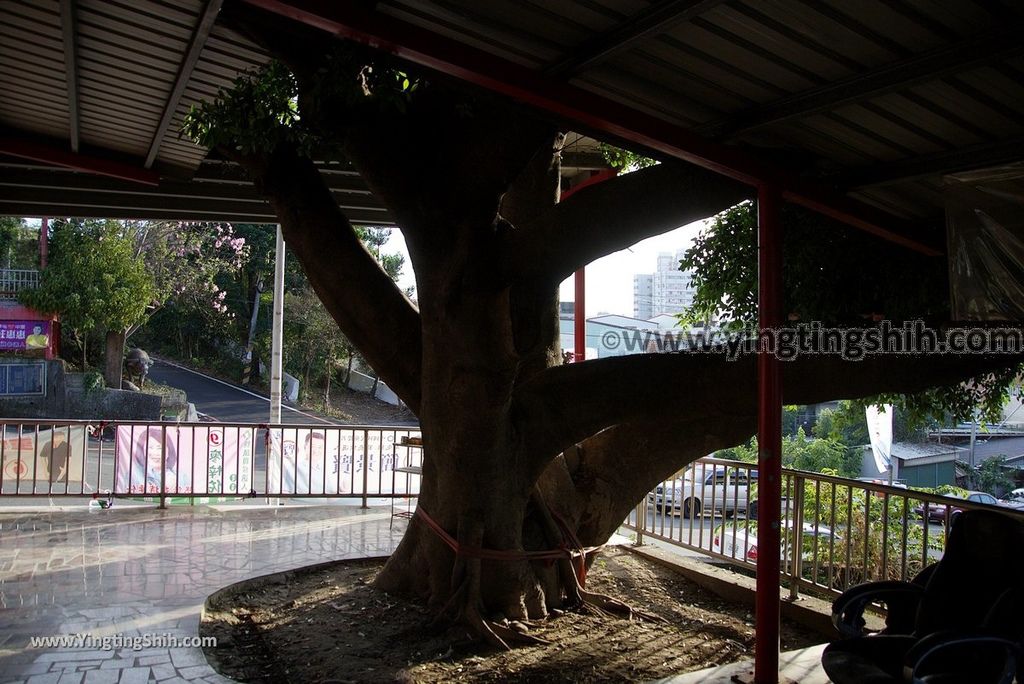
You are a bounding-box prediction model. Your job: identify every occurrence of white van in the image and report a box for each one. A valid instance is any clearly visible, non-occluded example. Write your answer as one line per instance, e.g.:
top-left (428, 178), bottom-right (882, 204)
top-left (648, 463), bottom-right (756, 518)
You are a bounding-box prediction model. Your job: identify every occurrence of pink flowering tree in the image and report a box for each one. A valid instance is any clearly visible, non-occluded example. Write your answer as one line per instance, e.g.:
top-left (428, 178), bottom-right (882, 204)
top-left (132, 220), bottom-right (249, 367)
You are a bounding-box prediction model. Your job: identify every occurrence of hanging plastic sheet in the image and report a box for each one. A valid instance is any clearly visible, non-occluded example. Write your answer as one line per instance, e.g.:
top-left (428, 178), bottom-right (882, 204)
top-left (946, 164), bottom-right (1024, 320)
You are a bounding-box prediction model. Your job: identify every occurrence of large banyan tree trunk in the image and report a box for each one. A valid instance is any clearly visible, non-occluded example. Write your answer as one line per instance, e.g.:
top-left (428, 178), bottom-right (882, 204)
top-left (208, 15), bottom-right (1020, 644)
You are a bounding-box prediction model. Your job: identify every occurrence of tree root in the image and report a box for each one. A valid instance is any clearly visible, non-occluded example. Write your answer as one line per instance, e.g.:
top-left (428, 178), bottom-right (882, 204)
top-left (439, 517), bottom-right (554, 650)
top-left (441, 579), bottom-right (551, 650)
top-left (558, 547), bottom-right (668, 624)
top-left (577, 585), bottom-right (667, 624)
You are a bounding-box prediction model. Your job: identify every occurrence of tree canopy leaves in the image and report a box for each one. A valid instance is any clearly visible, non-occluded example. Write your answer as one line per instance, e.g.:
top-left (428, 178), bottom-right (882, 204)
top-left (679, 201), bottom-right (1023, 426)
top-left (21, 219), bottom-right (155, 335)
top-left (183, 53), bottom-right (421, 157)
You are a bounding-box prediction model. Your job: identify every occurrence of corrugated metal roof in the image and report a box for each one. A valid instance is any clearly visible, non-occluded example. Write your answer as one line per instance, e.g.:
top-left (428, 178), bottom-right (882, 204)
top-left (0, 1), bottom-right (69, 139)
top-left (0, 159), bottom-right (396, 225)
top-left (370, 0), bottom-right (1024, 226)
top-left (1, 0), bottom-right (1022, 231)
top-left (0, 0), bottom-right (288, 221)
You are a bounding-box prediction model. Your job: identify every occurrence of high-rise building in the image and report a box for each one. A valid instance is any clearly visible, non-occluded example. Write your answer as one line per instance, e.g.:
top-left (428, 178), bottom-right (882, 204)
top-left (633, 249), bottom-right (695, 318)
top-left (632, 274), bottom-right (653, 320)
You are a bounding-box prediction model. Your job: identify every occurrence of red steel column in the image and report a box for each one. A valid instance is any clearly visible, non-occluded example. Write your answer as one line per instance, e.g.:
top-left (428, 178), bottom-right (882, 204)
top-left (755, 184), bottom-right (783, 683)
top-left (561, 168), bottom-right (616, 363)
top-left (574, 268), bottom-right (585, 361)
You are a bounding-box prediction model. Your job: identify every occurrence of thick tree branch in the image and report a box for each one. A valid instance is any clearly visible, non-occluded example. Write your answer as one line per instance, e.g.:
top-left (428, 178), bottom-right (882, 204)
top-left (566, 416), bottom-right (753, 545)
top-left (227, 143), bottom-right (424, 412)
top-left (515, 347), bottom-right (1024, 481)
top-left (503, 162), bottom-right (751, 286)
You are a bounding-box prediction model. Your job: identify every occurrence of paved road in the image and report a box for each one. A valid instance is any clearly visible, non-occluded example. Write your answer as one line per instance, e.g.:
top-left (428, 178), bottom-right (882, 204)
top-left (148, 358), bottom-right (335, 425)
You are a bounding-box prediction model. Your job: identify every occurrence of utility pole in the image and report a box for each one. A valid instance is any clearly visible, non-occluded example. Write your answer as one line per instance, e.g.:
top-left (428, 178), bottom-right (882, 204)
top-left (241, 275), bottom-right (263, 385)
top-left (269, 226), bottom-right (285, 424)
top-left (969, 409), bottom-right (978, 489)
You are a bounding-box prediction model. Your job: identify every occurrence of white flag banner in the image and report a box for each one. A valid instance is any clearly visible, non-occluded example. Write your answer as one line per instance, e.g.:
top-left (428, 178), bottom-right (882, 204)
top-left (865, 404), bottom-right (893, 474)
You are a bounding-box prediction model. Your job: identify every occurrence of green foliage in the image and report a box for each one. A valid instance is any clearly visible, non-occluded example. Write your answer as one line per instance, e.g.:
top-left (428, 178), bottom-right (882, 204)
top-left (975, 456), bottom-right (1015, 495)
top-left (679, 200), bottom-right (1024, 427)
top-left (182, 52), bottom-right (421, 155)
top-left (359, 227), bottom-right (405, 281)
top-left (0, 217), bottom-right (21, 258)
top-left (83, 370), bottom-right (105, 394)
top-left (787, 429), bottom-right (861, 476)
top-left (741, 470), bottom-right (944, 588)
top-left (304, 49), bottom-right (421, 116)
top-left (135, 221), bottom-right (405, 395)
top-left (137, 221), bottom-right (256, 369)
top-left (0, 217), bottom-right (40, 269)
top-left (598, 143), bottom-right (657, 173)
top-left (678, 202), bottom-right (757, 333)
top-left (283, 287), bottom-right (353, 401)
top-left (796, 474), bottom-right (942, 586)
top-left (679, 201), bottom-right (947, 328)
top-left (21, 219), bottom-right (155, 335)
top-left (278, 227), bottom-right (405, 400)
top-left (813, 403), bottom-right (869, 445)
top-left (714, 427), bottom-right (861, 479)
top-left (919, 483), bottom-right (970, 498)
top-left (182, 61), bottom-right (309, 155)
top-left (880, 366), bottom-right (1020, 427)
top-left (818, 400), bottom-right (938, 446)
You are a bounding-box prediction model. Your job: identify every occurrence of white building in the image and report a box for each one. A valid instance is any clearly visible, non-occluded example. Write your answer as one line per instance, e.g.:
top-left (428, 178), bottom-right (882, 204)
top-left (633, 274), bottom-right (653, 320)
top-left (634, 249), bottom-right (696, 319)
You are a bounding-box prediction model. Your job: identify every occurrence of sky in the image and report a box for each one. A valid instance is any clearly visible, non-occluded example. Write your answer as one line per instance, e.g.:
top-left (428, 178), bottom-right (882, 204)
top-left (384, 218), bottom-right (711, 318)
top-left (24, 216), bottom-right (708, 318)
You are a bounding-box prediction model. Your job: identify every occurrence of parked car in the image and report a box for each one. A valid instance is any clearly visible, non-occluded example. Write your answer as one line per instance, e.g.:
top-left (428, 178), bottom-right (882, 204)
top-left (997, 489), bottom-right (1024, 512)
top-left (648, 464), bottom-right (756, 518)
top-left (712, 520), bottom-right (839, 562)
top-left (913, 491), bottom-right (1004, 523)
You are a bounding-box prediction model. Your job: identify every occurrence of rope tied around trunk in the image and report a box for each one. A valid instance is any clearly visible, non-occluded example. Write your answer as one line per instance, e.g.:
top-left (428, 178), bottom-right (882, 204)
top-left (413, 506), bottom-right (601, 583)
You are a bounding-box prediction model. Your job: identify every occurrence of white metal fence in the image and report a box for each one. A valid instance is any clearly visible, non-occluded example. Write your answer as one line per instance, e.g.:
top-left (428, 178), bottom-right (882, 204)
top-left (0, 269), bottom-right (39, 297)
top-left (5, 420), bottom-right (1021, 601)
top-left (623, 456), bottom-right (1024, 597)
top-left (0, 420), bottom-right (421, 506)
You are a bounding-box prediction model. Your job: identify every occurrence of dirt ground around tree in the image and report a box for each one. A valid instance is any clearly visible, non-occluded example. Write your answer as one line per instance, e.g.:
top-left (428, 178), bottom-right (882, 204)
top-left (201, 546), bottom-right (824, 683)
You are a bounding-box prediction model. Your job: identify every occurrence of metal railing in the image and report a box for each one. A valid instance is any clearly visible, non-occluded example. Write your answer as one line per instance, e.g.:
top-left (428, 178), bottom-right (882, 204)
top-left (624, 456), bottom-right (1024, 598)
top-left (0, 269), bottom-right (39, 298)
top-left (0, 420), bottom-right (421, 508)
top-left (5, 420), bottom-right (1021, 600)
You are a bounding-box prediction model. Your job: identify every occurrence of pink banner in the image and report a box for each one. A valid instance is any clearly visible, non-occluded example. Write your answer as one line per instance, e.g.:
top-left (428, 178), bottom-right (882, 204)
top-left (115, 425), bottom-right (253, 495)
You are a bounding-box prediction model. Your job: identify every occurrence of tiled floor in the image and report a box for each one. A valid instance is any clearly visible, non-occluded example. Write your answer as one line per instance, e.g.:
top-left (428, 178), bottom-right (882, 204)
top-left (654, 643), bottom-right (830, 684)
top-left (0, 504), bottom-right (403, 684)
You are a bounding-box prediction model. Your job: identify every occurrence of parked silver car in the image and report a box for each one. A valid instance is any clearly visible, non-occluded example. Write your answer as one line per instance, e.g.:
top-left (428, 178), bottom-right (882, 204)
top-left (648, 465), bottom-right (756, 518)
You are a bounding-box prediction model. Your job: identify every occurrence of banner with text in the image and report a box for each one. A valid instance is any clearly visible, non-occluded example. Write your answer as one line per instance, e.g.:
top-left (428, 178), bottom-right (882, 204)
top-left (115, 425), bottom-right (254, 495)
top-left (0, 321), bottom-right (50, 351)
top-left (266, 428), bottom-right (420, 495)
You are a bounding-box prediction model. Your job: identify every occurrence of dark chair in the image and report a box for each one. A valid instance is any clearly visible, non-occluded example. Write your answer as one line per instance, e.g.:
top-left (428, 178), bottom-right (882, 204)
top-left (822, 509), bottom-right (1024, 683)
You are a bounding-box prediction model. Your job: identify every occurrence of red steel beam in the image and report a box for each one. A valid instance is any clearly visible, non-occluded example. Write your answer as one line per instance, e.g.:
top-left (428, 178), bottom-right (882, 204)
top-left (240, 0), bottom-right (941, 256)
top-left (755, 184), bottom-right (783, 683)
top-left (0, 136), bottom-right (159, 186)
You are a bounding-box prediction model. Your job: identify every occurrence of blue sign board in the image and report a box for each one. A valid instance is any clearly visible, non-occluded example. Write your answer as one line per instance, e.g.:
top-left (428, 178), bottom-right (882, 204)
top-left (0, 363), bottom-right (45, 396)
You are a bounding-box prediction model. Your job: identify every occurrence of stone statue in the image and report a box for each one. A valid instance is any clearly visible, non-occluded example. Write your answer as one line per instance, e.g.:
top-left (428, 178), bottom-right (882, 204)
top-left (124, 348), bottom-right (153, 389)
